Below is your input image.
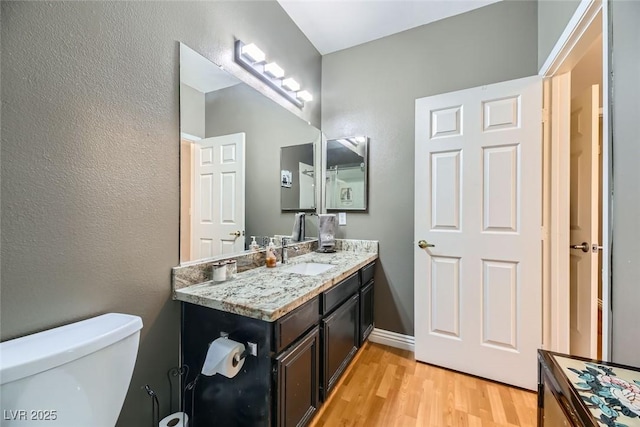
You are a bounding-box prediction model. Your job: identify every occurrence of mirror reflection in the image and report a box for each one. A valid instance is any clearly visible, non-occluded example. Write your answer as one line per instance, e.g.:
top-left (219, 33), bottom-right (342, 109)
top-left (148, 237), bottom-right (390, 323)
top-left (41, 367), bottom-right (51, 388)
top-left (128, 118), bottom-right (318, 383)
top-left (179, 44), bottom-right (320, 263)
top-left (325, 136), bottom-right (369, 211)
top-left (280, 143), bottom-right (316, 211)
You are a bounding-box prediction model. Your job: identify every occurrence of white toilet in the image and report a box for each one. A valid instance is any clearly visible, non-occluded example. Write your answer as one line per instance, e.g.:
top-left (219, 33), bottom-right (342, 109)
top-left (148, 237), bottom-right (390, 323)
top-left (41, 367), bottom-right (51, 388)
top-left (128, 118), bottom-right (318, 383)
top-left (0, 313), bottom-right (143, 426)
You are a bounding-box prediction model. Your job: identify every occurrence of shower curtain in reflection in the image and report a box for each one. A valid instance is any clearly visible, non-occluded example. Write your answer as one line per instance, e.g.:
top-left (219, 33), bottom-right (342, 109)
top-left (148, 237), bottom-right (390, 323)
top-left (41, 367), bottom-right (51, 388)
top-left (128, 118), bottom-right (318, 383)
top-left (326, 166), bottom-right (364, 209)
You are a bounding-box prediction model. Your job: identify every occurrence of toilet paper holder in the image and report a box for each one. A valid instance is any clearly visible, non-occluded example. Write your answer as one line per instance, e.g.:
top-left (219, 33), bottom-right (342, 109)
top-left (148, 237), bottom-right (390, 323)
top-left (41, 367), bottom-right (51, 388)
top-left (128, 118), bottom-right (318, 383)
top-left (219, 331), bottom-right (258, 359)
top-left (200, 334), bottom-right (257, 378)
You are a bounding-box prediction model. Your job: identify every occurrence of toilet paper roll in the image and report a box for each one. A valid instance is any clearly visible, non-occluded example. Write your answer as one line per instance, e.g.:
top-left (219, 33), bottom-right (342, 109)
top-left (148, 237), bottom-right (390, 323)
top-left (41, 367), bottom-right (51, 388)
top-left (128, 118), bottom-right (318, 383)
top-left (159, 411), bottom-right (189, 427)
top-left (201, 337), bottom-right (246, 378)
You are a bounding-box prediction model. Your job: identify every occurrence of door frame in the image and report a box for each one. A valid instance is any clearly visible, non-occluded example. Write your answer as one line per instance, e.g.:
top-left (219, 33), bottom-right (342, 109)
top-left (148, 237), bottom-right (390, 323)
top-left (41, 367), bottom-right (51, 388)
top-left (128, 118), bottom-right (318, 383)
top-left (539, 0), bottom-right (611, 360)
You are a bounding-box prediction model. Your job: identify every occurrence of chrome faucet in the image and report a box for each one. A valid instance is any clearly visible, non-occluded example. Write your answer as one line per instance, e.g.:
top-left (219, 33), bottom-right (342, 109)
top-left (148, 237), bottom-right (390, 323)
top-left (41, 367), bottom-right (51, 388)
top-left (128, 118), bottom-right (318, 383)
top-left (281, 238), bottom-right (300, 264)
top-left (281, 237), bottom-right (290, 264)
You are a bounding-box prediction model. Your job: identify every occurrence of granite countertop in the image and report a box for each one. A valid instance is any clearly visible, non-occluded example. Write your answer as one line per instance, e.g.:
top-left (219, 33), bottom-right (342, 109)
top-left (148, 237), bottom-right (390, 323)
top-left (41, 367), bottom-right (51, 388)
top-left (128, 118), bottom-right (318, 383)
top-left (174, 250), bottom-right (378, 322)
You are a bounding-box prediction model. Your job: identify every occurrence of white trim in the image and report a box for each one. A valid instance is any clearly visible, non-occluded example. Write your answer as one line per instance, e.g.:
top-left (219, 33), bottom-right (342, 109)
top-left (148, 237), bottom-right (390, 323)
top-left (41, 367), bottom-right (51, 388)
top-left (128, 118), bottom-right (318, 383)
top-left (549, 72), bottom-right (572, 354)
top-left (541, 78), bottom-right (552, 350)
top-left (600, 0), bottom-right (611, 361)
top-left (368, 328), bottom-right (415, 352)
top-left (180, 132), bottom-right (202, 142)
top-left (539, 0), bottom-right (603, 77)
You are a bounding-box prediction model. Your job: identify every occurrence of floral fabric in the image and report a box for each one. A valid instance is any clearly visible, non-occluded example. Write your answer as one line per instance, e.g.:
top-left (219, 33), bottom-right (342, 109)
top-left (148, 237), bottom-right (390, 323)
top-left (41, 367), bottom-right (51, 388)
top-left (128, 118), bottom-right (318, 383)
top-left (555, 355), bottom-right (640, 427)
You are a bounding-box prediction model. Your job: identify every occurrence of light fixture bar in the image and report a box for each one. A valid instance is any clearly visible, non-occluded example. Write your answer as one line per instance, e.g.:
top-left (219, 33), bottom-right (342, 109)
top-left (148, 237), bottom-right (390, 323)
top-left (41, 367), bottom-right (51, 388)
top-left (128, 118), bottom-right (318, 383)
top-left (234, 40), bottom-right (306, 108)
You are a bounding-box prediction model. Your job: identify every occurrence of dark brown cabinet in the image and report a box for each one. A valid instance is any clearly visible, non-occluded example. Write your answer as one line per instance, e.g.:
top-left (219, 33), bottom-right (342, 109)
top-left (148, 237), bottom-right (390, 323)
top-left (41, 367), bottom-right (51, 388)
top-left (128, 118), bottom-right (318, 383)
top-left (359, 262), bottom-right (375, 346)
top-left (181, 262), bottom-right (376, 427)
top-left (321, 293), bottom-right (359, 399)
top-left (359, 280), bottom-right (374, 345)
top-left (275, 326), bottom-right (320, 427)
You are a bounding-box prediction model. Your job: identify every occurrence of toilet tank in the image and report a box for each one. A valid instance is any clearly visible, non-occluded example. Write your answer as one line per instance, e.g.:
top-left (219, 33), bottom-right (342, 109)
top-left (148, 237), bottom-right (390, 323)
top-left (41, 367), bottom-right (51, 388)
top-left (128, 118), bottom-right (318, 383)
top-left (0, 313), bottom-right (143, 427)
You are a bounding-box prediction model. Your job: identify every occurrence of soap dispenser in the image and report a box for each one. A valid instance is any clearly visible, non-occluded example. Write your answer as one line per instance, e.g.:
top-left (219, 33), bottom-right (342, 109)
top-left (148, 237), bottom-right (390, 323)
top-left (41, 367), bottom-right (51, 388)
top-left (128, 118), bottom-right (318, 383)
top-left (265, 238), bottom-right (277, 268)
top-left (249, 236), bottom-right (259, 251)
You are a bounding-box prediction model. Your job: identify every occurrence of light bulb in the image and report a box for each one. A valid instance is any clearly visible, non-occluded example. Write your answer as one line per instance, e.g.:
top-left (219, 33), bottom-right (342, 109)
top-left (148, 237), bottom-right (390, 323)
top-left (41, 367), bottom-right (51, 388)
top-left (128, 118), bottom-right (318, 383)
top-left (282, 78), bottom-right (300, 92)
top-left (241, 43), bottom-right (265, 63)
top-left (264, 62), bottom-right (285, 79)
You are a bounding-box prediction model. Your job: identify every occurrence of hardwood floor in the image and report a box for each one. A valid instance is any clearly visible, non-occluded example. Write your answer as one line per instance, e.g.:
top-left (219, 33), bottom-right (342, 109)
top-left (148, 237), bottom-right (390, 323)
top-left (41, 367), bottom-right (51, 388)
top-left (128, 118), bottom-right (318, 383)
top-left (311, 342), bottom-right (537, 427)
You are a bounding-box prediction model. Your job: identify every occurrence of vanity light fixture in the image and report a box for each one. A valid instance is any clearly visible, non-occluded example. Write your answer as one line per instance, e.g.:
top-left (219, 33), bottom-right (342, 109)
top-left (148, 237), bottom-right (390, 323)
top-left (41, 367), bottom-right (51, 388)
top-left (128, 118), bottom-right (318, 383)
top-left (240, 43), bottom-right (266, 63)
top-left (234, 39), bottom-right (311, 109)
top-left (296, 90), bottom-right (313, 102)
top-left (282, 78), bottom-right (300, 92)
top-left (264, 62), bottom-right (285, 79)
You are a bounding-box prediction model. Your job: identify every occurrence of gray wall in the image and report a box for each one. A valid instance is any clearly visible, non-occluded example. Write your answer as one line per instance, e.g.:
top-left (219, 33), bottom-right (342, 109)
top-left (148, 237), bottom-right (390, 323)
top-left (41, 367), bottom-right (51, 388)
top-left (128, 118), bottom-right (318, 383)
top-left (0, 2), bottom-right (320, 426)
top-left (538, 0), bottom-right (581, 69)
top-left (180, 83), bottom-right (206, 138)
top-left (321, 0), bottom-right (538, 335)
top-left (204, 84), bottom-right (320, 243)
top-left (610, 0), bottom-right (640, 366)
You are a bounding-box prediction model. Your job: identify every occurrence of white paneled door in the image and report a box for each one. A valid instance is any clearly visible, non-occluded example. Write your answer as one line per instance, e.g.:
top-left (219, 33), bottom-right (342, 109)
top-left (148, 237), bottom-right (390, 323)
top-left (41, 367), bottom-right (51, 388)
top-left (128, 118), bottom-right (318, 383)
top-left (414, 76), bottom-right (542, 390)
top-left (569, 85), bottom-right (600, 359)
top-left (192, 133), bottom-right (245, 259)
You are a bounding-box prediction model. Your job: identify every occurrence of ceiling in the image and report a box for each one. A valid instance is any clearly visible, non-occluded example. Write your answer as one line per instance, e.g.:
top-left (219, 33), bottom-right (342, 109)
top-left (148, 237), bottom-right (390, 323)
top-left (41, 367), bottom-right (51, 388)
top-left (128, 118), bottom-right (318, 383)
top-left (277, 0), bottom-right (501, 55)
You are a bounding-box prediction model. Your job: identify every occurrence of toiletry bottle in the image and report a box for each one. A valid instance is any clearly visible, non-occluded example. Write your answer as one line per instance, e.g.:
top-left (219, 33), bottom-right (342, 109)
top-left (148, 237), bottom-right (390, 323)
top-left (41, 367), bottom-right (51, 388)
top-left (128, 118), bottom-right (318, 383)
top-left (266, 238), bottom-right (277, 268)
top-left (249, 236), bottom-right (259, 251)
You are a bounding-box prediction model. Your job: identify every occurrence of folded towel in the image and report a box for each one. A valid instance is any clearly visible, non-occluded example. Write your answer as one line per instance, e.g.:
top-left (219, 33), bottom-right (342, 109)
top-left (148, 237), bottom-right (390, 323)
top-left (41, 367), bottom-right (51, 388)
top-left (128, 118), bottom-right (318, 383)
top-left (318, 214), bottom-right (337, 250)
top-left (291, 212), bottom-right (306, 242)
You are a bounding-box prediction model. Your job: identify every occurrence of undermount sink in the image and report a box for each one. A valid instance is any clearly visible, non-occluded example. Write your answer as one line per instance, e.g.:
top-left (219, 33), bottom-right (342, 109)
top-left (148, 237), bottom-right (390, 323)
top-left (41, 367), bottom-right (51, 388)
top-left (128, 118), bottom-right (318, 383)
top-left (282, 262), bottom-right (335, 276)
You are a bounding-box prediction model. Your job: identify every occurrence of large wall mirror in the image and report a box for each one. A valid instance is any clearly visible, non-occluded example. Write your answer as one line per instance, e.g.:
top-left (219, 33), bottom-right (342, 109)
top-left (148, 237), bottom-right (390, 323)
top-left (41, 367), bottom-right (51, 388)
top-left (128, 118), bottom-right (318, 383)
top-left (325, 136), bottom-right (369, 211)
top-left (179, 43), bottom-right (320, 264)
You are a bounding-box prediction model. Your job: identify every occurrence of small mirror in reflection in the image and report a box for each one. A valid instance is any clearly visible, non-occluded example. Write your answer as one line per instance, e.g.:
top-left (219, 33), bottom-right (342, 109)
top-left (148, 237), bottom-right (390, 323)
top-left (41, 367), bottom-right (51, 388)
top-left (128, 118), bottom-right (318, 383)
top-left (325, 136), bottom-right (368, 211)
top-left (281, 143), bottom-right (316, 211)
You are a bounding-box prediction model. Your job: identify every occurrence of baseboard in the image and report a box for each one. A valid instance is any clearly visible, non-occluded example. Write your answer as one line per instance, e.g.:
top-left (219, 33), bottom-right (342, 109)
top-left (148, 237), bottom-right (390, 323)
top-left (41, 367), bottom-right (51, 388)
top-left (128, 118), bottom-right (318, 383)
top-left (368, 328), bottom-right (415, 352)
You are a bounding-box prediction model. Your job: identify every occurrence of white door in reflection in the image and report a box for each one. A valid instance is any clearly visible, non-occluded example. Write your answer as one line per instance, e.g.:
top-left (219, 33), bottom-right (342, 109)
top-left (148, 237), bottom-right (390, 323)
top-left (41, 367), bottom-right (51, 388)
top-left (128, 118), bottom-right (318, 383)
top-left (193, 132), bottom-right (245, 258)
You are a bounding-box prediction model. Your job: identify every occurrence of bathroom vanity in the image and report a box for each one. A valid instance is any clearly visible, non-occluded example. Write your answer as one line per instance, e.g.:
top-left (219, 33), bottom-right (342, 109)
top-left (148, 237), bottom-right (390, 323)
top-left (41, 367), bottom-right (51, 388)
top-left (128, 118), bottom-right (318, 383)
top-left (174, 245), bottom-right (377, 427)
top-left (537, 350), bottom-right (640, 426)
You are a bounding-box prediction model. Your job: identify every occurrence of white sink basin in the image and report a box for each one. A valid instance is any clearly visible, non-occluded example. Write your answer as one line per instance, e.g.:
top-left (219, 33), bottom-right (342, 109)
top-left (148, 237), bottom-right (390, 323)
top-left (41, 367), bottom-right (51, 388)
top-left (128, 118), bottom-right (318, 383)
top-left (282, 262), bottom-right (335, 276)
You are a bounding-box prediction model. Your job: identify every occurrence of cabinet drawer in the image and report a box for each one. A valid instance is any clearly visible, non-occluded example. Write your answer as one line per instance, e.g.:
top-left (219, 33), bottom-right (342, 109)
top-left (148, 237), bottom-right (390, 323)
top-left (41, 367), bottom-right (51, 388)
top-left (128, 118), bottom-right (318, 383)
top-left (322, 273), bottom-right (359, 315)
top-left (360, 262), bottom-right (375, 285)
top-left (275, 297), bottom-right (320, 353)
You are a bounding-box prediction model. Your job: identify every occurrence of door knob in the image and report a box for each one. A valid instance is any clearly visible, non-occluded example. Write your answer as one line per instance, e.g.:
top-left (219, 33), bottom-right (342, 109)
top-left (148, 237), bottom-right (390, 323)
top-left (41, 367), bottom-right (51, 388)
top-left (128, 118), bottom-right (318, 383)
top-left (229, 231), bottom-right (241, 237)
top-left (418, 240), bottom-right (435, 249)
top-left (570, 242), bottom-right (589, 253)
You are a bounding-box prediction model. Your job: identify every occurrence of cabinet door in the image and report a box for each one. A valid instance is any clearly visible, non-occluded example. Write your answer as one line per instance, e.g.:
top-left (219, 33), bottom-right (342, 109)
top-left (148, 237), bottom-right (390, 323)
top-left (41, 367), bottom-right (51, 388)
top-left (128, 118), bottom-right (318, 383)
top-left (275, 326), bottom-right (320, 427)
top-left (360, 280), bottom-right (374, 345)
top-left (322, 293), bottom-right (359, 399)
